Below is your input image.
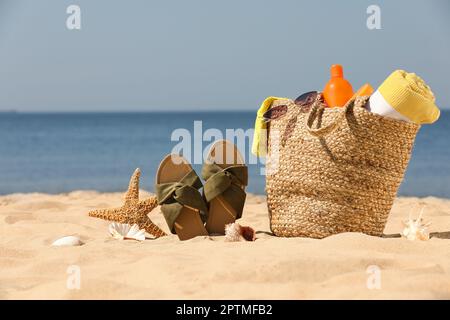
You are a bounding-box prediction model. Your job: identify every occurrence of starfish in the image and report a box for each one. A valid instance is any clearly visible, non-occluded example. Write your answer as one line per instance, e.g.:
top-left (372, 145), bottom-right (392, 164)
top-left (88, 168), bottom-right (166, 238)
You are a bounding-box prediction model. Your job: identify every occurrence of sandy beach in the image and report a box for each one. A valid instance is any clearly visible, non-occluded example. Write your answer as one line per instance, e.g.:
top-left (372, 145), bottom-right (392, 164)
top-left (1, 191), bottom-right (450, 300)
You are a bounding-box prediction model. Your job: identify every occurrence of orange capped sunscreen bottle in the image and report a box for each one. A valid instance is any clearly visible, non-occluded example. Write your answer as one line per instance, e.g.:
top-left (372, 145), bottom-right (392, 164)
top-left (349, 83), bottom-right (374, 101)
top-left (323, 64), bottom-right (354, 107)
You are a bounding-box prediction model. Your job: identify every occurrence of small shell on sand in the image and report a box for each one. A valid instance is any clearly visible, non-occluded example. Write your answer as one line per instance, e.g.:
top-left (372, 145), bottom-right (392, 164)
top-left (52, 236), bottom-right (83, 247)
top-left (401, 207), bottom-right (431, 241)
top-left (109, 222), bottom-right (146, 241)
top-left (225, 223), bottom-right (256, 242)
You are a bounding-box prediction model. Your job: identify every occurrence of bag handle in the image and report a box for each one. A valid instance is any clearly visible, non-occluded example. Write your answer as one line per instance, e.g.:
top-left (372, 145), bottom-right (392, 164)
top-left (306, 97), bottom-right (355, 138)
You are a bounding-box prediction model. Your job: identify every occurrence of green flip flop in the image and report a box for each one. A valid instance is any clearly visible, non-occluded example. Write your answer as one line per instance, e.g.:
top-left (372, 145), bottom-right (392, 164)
top-left (155, 154), bottom-right (209, 241)
top-left (202, 140), bottom-right (248, 235)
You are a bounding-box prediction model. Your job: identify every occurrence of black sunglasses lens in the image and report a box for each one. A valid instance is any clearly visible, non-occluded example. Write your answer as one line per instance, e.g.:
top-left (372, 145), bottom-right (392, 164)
top-left (294, 91), bottom-right (318, 106)
top-left (263, 104), bottom-right (288, 122)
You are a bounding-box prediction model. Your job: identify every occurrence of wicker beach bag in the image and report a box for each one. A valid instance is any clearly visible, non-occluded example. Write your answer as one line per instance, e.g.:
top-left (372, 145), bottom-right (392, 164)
top-left (266, 95), bottom-right (420, 238)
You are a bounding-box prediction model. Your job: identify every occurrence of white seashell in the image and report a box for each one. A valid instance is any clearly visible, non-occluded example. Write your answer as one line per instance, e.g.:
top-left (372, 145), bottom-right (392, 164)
top-left (52, 236), bottom-right (83, 247)
top-left (224, 223), bottom-right (242, 242)
top-left (401, 207), bottom-right (431, 241)
top-left (108, 222), bottom-right (146, 241)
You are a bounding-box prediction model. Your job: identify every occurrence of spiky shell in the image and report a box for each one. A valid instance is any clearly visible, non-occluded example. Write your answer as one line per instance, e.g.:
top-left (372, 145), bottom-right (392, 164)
top-left (401, 208), bottom-right (430, 241)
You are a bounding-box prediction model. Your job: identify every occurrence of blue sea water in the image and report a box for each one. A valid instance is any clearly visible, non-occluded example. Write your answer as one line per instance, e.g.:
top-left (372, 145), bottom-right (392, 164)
top-left (0, 111), bottom-right (449, 197)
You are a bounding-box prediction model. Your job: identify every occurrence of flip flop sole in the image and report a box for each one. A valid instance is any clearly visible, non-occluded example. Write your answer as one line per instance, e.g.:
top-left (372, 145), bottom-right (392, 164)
top-left (204, 140), bottom-right (246, 235)
top-left (156, 154), bottom-right (208, 241)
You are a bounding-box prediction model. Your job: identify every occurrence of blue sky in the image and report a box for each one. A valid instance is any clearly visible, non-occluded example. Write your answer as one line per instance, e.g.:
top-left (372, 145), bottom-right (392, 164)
top-left (0, 0), bottom-right (449, 111)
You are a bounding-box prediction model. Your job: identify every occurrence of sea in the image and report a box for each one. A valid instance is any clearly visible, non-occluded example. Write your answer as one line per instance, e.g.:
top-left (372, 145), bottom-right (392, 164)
top-left (0, 111), bottom-right (449, 197)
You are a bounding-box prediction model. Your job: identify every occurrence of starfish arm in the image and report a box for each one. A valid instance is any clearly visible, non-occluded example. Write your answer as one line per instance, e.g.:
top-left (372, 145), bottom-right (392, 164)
top-left (139, 196), bottom-right (159, 213)
top-left (124, 168), bottom-right (141, 206)
top-left (87, 169), bottom-right (166, 238)
top-left (88, 207), bottom-right (124, 221)
top-left (139, 218), bottom-right (167, 238)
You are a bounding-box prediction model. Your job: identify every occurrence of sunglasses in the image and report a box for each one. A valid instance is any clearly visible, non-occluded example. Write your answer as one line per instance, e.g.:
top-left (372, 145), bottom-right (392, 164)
top-left (262, 91), bottom-right (320, 123)
top-left (262, 91), bottom-right (322, 146)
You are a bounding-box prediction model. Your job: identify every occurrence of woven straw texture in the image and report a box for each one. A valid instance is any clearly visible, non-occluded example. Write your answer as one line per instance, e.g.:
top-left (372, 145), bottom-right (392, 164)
top-left (266, 95), bottom-right (420, 238)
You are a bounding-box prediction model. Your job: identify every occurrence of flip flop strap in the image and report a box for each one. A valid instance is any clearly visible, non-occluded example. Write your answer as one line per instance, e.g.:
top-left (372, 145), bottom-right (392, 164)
top-left (155, 170), bottom-right (207, 233)
top-left (202, 163), bottom-right (248, 219)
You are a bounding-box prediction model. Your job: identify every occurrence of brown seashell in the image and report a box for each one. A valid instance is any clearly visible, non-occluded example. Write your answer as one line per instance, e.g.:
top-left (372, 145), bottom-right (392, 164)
top-left (239, 225), bottom-right (256, 241)
top-left (225, 223), bottom-right (256, 242)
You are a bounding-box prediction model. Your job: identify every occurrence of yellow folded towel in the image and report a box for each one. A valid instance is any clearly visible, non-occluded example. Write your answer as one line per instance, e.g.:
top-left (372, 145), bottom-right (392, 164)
top-left (252, 96), bottom-right (288, 157)
top-left (377, 70), bottom-right (440, 124)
